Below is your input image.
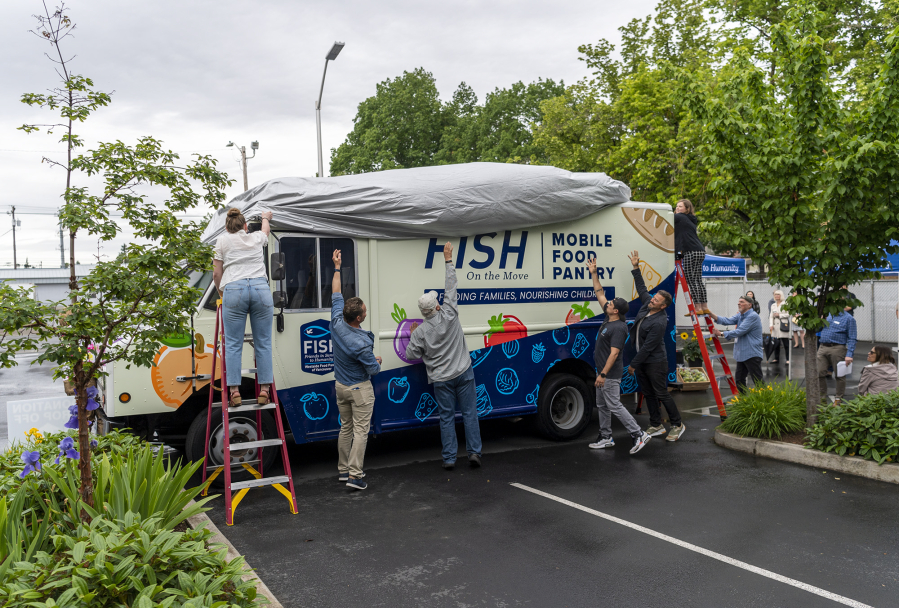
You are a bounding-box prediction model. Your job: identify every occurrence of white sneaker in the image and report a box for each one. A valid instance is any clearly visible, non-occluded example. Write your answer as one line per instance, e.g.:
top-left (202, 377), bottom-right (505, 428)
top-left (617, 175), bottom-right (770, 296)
top-left (589, 437), bottom-right (615, 449)
top-left (629, 432), bottom-right (652, 454)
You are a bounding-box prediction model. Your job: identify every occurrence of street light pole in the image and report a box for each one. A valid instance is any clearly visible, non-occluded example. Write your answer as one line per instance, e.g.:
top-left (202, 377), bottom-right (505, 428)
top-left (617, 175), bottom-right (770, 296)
top-left (9, 206), bottom-right (18, 269)
top-left (227, 141), bottom-right (259, 192)
top-left (316, 41), bottom-right (345, 178)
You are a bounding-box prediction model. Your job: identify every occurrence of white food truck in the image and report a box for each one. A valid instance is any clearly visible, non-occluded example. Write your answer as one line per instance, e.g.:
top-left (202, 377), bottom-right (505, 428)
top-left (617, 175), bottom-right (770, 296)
top-left (99, 163), bottom-right (676, 479)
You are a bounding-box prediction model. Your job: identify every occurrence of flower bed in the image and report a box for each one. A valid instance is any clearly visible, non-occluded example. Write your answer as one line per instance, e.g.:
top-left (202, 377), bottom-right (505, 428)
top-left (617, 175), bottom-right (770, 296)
top-left (719, 381), bottom-right (806, 439)
top-left (1, 429), bottom-right (264, 607)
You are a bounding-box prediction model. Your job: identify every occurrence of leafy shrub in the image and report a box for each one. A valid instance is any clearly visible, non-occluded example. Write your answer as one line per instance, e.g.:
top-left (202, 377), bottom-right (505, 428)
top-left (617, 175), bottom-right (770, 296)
top-left (0, 511), bottom-right (261, 608)
top-left (805, 390), bottom-right (899, 464)
top-left (720, 381), bottom-right (806, 439)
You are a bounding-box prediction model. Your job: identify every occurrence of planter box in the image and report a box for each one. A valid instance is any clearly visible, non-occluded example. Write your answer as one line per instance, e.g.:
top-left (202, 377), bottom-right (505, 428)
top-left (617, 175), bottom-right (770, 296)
top-left (677, 367), bottom-right (710, 391)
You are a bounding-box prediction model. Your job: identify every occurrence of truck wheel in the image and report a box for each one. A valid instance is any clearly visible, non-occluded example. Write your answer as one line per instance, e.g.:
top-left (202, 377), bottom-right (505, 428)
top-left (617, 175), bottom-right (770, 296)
top-left (185, 409), bottom-right (279, 488)
top-left (535, 373), bottom-right (592, 440)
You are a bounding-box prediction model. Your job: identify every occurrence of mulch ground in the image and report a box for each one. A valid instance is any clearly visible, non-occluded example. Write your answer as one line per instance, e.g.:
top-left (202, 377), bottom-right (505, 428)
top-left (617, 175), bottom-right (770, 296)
top-left (776, 430), bottom-right (808, 445)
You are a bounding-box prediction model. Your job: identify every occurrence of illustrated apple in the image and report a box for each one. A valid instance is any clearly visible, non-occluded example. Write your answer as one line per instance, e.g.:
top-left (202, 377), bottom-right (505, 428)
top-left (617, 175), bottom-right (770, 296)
top-left (391, 303), bottom-right (423, 364)
top-left (301, 392), bottom-right (330, 421)
top-left (565, 301), bottom-right (595, 325)
top-left (484, 314), bottom-right (528, 347)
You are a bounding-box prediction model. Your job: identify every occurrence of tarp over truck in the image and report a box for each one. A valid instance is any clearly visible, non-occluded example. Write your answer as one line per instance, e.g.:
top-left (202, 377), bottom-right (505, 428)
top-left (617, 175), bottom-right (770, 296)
top-left (202, 162), bottom-right (631, 243)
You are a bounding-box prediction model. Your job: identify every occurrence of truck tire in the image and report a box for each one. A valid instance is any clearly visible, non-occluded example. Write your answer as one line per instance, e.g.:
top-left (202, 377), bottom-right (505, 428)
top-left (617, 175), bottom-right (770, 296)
top-left (184, 408), bottom-right (279, 488)
top-left (535, 373), bottom-right (592, 441)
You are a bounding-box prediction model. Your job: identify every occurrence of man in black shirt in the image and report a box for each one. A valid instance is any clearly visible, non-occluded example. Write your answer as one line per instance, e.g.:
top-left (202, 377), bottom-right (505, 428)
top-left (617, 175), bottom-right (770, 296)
top-left (587, 259), bottom-right (652, 454)
top-left (625, 251), bottom-right (686, 441)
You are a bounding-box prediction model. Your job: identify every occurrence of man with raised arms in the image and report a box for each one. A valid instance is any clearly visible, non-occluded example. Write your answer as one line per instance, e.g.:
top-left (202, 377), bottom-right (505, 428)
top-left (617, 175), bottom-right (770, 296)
top-left (587, 258), bottom-right (652, 454)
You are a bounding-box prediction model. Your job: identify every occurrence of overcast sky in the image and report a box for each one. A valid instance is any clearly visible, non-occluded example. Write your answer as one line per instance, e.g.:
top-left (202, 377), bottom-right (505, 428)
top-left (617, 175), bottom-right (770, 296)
top-left (0, 0), bottom-right (657, 268)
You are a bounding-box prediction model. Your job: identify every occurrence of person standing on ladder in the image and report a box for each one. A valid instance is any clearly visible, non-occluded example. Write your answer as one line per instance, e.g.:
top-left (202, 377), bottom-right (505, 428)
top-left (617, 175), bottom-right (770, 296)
top-left (586, 258), bottom-right (652, 454)
top-left (674, 199), bottom-right (711, 316)
top-left (625, 251), bottom-right (686, 442)
top-left (330, 249), bottom-right (382, 491)
top-left (213, 208), bottom-right (275, 408)
top-left (708, 296), bottom-right (764, 392)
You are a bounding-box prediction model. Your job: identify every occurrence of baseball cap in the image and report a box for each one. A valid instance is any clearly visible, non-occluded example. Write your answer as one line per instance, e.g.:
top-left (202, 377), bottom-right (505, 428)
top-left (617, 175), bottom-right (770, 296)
top-left (418, 291), bottom-right (439, 318)
top-left (611, 297), bottom-right (629, 315)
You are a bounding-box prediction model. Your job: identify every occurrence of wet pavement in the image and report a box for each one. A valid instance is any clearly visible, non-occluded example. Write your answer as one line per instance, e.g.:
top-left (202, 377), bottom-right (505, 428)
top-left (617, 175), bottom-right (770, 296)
top-left (197, 341), bottom-right (898, 608)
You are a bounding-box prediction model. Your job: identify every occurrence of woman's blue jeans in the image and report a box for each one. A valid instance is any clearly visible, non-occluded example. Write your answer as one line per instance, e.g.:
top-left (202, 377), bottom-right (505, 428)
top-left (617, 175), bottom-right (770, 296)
top-left (222, 277), bottom-right (274, 387)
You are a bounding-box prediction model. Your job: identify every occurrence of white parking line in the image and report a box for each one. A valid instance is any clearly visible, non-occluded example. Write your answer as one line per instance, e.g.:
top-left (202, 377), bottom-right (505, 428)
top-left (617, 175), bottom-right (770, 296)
top-left (510, 483), bottom-right (873, 608)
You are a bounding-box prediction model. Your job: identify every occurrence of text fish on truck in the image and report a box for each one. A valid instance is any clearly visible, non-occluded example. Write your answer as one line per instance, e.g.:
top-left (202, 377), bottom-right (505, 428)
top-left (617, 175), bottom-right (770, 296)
top-left (98, 171), bottom-right (677, 482)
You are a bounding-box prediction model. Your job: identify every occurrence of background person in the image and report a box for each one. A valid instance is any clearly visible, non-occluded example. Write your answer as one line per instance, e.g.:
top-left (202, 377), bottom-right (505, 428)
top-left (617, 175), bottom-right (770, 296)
top-left (791, 292), bottom-right (806, 348)
top-left (213, 208), bottom-right (274, 408)
top-left (817, 302), bottom-right (858, 406)
top-left (768, 290), bottom-right (791, 365)
top-left (709, 296), bottom-right (764, 392)
top-left (858, 345), bottom-right (899, 396)
top-left (745, 290), bottom-right (762, 315)
top-left (586, 258), bottom-right (652, 454)
top-left (330, 249), bottom-right (381, 491)
top-left (625, 250), bottom-right (686, 442)
top-left (407, 242), bottom-right (483, 470)
top-left (674, 199), bottom-right (710, 315)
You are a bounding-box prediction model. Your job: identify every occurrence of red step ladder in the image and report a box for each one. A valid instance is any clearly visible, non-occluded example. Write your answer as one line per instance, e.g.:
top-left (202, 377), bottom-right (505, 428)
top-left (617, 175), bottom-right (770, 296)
top-left (674, 259), bottom-right (737, 418)
top-left (201, 302), bottom-right (298, 526)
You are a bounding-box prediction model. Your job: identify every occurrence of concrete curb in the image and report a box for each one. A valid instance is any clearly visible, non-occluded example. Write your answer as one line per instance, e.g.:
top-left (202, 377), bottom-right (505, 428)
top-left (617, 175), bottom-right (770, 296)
top-left (186, 501), bottom-right (283, 608)
top-left (714, 429), bottom-right (899, 485)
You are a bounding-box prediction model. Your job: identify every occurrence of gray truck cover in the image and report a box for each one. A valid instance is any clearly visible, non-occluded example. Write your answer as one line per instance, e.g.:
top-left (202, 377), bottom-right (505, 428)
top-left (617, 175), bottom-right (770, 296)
top-left (201, 162), bottom-right (630, 243)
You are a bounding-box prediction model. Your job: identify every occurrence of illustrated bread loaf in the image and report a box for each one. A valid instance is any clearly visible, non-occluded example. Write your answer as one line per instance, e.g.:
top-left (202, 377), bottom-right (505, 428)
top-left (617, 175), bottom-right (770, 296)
top-left (622, 207), bottom-right (675, 253)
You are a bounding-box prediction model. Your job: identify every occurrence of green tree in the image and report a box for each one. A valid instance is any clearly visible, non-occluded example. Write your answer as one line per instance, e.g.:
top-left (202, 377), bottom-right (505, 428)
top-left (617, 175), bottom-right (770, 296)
top-left (681, 5), bottom-right (899, 423)
top-left (0, 4), bottom-right (232, 505)
top-left (535, 0), bottom-right (716, 209)
top-left (330, 68), bottom-right (449, 175)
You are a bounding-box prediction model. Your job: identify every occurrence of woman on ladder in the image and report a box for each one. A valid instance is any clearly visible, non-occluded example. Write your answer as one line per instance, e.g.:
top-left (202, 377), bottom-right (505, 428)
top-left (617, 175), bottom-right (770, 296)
top-left (213, 208), bottom-right (275, 407)
top-left (674, 199), bottom-right (711, 315)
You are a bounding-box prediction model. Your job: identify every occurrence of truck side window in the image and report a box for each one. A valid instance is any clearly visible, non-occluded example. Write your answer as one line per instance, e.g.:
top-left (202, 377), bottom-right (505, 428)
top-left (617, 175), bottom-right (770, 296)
top-left (282, 237), bottom-right (319, 310)
top-left (319, 238), bottom-right (356, 308)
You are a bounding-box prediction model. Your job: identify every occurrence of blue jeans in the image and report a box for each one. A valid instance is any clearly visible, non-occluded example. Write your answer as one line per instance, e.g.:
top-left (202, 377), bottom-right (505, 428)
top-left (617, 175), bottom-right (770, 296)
top-left (433, 365), bottom-right (482, 463)
top-left (222, 277), bottom-right (274, 387)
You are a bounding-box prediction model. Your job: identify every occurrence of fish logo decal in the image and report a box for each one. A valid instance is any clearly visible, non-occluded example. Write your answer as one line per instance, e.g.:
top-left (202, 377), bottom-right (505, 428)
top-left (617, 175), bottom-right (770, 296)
top-left (304, 326), bottom-right (331, 339)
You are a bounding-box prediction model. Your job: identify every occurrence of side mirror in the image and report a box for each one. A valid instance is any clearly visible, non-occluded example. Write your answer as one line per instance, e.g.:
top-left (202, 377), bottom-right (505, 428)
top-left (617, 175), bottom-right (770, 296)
top-left (272, 291), bottom-right (287, 309)
top-left (270, 252), bottom-right (286, 281)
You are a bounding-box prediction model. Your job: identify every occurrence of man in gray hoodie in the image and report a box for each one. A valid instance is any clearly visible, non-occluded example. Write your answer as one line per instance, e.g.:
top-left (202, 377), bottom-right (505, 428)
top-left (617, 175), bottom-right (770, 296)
top-left (406, 242), bottom-right (483, 470)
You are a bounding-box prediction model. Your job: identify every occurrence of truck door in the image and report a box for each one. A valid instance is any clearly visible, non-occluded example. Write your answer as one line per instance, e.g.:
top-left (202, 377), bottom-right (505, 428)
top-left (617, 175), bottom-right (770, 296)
top-left (273, 234), bottom-right (360, 442)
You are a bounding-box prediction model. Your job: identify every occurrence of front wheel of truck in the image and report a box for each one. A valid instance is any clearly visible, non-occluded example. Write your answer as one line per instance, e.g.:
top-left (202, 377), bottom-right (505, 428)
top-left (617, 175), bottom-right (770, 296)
top-left (185, 408), bottom-right (279, 488)
top-left (535, 373), bottom-right (592, 440)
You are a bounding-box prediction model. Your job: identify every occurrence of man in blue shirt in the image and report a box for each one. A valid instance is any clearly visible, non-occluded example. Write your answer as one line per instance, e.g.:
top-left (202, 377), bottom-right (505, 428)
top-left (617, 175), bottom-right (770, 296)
top-left (817, 303), bottom-right (857, 405)
top-left (330, 249), bottom-right (381, 490)
top-left (709, 295), bottom-right (764, 393)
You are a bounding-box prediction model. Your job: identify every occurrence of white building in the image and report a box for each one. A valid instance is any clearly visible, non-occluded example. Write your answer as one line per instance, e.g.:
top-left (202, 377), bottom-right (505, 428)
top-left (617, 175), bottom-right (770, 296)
top-left (0, 266), bottom-right (96, 303)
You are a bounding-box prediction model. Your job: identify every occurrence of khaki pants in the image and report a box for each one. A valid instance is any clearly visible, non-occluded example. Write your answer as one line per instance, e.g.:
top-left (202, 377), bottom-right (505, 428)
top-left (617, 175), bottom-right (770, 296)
top-left (817, 343), bottom-right (848, 401)
top-left (336, 380), bottom-right (375, 478)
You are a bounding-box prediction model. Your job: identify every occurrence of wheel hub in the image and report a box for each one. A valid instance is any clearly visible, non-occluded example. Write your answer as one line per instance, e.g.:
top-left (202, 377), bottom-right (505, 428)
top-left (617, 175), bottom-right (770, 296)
top-left (550, 386), bottom-right (585, 430)
top-left (208, 417), bottom-right (260, 468)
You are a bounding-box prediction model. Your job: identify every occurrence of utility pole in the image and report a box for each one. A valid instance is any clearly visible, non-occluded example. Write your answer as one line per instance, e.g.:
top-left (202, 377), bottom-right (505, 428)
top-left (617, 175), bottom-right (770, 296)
top-left (316, 42), bottom-right (346, 178)
top-left (8, 206), bottom-right (19, 269)
top-left (59, 221), bottom-right (65, 268)
top-left (227, 141), bottom-right (259, 192)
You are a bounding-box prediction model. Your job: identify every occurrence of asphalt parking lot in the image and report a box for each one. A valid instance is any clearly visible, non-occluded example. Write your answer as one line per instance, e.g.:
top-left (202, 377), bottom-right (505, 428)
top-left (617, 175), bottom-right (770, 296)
top-left (199, 367), bottom-right (898, 608)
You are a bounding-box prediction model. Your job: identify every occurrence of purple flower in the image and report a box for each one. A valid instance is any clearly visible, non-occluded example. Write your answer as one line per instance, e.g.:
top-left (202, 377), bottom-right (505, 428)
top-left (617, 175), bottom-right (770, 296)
top-left (86, 387), bottom-right (99, 411)
top-left (64, 415), bottom-right (79, 430)
top-left (86, 386), bottom-right (99, 399)
top-left (54, 436), bottom-right (79, 464)
top-left (68, 404), bottom-right (78, 416)
top-left (91, 439), bottom-right (98, 448)
top-left (19, 450), bottom-right (41, 478)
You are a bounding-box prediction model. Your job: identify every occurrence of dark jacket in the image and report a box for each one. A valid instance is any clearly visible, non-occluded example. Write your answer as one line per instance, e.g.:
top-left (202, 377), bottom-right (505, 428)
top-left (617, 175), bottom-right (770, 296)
top-left (628, 268), bottom-right (669, 367)
top-left (674, 213), bottom-right (704, 255)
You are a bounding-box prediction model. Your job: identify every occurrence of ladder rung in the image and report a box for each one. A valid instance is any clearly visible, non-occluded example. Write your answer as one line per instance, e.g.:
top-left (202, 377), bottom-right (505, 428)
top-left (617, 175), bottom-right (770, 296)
top-left (227, 438), bottom-right (283, 450)
top-left (709, 354), bottom-right (725, 360)
top-left (228, 402), bottom-right (277, 413)
top-left (206, 458), bottom-right (260, 471)
top-left (716, 374), bottom-right (732, 382)
top-left (241, 368), bottom-right (258, 374)
top-left (230, 475), bottom-right (291, 491)
top-left (212, 398), bottom-right (258, 409)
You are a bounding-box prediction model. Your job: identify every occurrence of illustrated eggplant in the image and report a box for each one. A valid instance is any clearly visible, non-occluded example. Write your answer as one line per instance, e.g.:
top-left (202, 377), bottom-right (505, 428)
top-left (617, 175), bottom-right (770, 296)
top-left (391, 303), bottom-right (423, 364)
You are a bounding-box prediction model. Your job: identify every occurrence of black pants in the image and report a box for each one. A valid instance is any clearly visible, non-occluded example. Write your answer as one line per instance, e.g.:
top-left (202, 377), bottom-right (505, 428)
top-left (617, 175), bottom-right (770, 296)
top-left (771, 337), bottom-right (791, 362)
top-left (735, 357), bottom-right (764, 393)
top-left (634, 360), bottom-right (682, 427)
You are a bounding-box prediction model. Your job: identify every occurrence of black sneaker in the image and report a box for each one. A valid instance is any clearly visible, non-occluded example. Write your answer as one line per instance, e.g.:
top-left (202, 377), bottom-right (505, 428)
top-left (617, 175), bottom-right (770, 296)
top-left (468, 454), bottom-right (482, 468)
top-left (346, 478), bottom-right (368, 491)
top-left (443, 461), bottom-right (455, 470)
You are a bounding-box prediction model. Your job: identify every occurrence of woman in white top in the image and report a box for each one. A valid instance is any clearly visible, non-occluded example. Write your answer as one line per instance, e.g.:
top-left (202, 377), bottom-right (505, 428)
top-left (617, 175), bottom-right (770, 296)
top-left (213, 208), bottom-right (274, 406)
top-left (768, 289), bottom-right (791, 365)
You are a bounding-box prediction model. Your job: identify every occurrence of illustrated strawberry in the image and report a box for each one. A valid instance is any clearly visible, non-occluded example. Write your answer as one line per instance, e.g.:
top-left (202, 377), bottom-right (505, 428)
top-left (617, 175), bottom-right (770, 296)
top-left (565, 301), bottom-right (595, 325)
top-left (391, 303), bottom-right (423, 364)
top-left (484, 313), bottom-right (528, 347)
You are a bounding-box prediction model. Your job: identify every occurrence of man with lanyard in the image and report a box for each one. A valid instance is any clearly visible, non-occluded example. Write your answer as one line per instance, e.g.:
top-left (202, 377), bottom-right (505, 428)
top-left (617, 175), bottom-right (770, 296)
top-left (625, 251), bottom-right (686, 442)
top-left (586, 258), bottom-right (652, 454)
top-left (817, 300), bottom-right (857, 405)
top-left (330, 249), bottom-right (381, 491)
top-left (709, 296), bottom-right (764, 392)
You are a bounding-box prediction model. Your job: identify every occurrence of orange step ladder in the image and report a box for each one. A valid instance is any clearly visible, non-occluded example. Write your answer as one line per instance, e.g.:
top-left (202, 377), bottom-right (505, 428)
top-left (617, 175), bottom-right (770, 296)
top-left (201, 301), bottom-right (298, 525)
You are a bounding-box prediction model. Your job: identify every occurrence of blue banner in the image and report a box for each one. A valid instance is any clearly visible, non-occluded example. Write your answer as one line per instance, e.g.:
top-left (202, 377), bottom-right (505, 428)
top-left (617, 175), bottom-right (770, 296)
top-left (430, 286), bottom-right (615, 305)
top-left (702, 255), bottom-right (746, 278)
